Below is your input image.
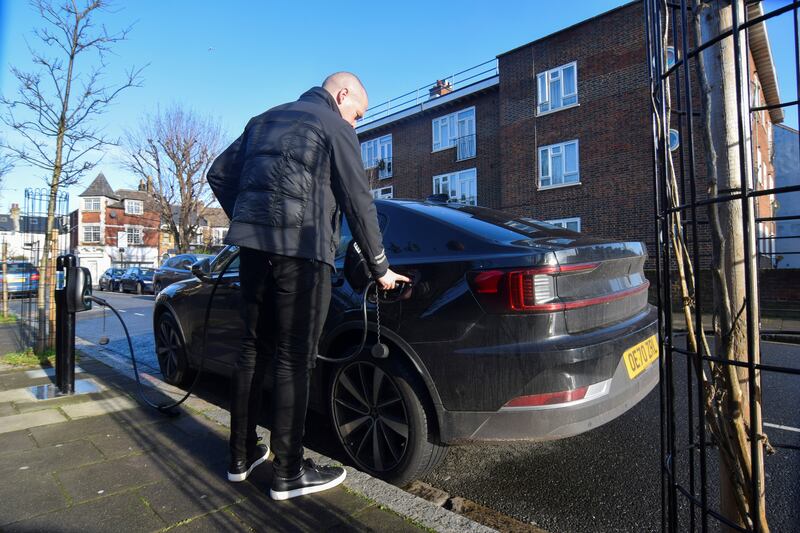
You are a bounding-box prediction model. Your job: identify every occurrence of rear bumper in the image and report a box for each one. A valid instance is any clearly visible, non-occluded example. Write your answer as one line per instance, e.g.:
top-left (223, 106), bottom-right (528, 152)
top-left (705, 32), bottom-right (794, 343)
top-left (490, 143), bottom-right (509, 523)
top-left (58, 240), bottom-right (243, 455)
top-left (437, 311), bottom-right (658, 442)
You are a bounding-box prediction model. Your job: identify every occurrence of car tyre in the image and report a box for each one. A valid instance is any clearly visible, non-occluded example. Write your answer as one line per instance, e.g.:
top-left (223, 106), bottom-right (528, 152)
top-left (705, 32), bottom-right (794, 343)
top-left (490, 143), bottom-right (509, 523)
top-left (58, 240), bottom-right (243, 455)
top-left (154, 311), bottom-right (195, 387)
top-left (329, 353), bottom-right (447, 486)
top-left (136, 282), bottom-right (143, 295)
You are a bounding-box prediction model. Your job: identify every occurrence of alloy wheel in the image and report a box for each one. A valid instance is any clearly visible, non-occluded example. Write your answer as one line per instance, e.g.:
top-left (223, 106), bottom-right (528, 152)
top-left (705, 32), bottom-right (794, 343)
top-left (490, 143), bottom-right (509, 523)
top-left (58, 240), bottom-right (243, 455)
top-left (332, 361), bottom-right (410, 473)
top-left (155, 317), bottom-right (182, 381)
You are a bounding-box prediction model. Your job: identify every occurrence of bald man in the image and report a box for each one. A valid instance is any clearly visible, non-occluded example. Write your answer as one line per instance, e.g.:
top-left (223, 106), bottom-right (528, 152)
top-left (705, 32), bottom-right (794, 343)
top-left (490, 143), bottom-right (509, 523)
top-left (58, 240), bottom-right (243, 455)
top-left (208, 73), bottom-right (408, 500)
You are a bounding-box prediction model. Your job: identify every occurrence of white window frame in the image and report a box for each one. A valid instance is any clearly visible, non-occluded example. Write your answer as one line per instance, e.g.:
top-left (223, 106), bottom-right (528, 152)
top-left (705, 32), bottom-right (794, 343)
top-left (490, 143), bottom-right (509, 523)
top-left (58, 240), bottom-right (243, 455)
top-left (83, 224), bottom-right (101, 243)
top-left (371, 186), bottom-right (394, 199)
top-left (537, 61), bottom-right (579, 115)
top-left (83, 198), bottom-right (101, 212)
top-left (212, 227), bottom-right (228, 245)
top-left (546, 217), bottom-right (581, 232)
top-left (432, 168), bottom-right (478, 206)
top-left (124, 199), bottom-right (143, 215)
top-left (125, 225), bottom-right (143, 245)
top-left (538, 140), bottom-right (580, 189)
top-left (192, 228), bottom-right (204, 245)
top-left (361, 134), bottom-right (393, 179)
top-left (432, 106), bottom-right (476, 153)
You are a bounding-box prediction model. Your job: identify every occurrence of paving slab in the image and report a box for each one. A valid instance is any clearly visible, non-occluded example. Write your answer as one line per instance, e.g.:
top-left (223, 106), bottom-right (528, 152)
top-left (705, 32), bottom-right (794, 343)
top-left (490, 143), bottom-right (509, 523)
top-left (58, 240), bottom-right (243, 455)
top-left (167, 509), bottom-right (252, 532)
top-left (85, 420), bottom-right (187, 459)
top-left (0, 428), bottom-right (37, 455)
top-left (56, 451), bottom-right (166, 503)
top-left (0, 439), bottom-right (103, 479)
top-left (136, 475), bottom-right (249, 526)
top-left (0, 386), bottom-right (36, 402)
top-left (60, 393), bottom-right (139, 419)
top-left (0, 408), bottom-right (67, 434)
top-left (335, 504), bottom-right (427, 533)
top-left (24, 365), bottom-right (86, 379)
top-left (0, 469), bottom-right (68, 526)
top-left (0, 401), bottom-right (17, 416)
top-left (3, 490), bottom-right (166, 533)
top-left (28, 408), bottom-right (158, 446)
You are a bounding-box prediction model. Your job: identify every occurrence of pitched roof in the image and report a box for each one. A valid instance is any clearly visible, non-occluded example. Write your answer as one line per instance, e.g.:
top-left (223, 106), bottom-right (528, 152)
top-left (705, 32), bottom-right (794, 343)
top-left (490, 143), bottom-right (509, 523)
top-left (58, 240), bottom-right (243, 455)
top-left (79, 172), bottom-right (119, 199)
top-left (107, 189), bottom-right (160, 211)
top-left (201, 207), bottom-right (229, 227)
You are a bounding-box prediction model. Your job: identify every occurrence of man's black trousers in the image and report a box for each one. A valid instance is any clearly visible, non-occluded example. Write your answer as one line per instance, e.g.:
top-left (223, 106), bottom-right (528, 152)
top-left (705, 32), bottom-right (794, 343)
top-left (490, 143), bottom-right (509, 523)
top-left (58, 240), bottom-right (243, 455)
top-left (229, 247), bottom-right (331, 478)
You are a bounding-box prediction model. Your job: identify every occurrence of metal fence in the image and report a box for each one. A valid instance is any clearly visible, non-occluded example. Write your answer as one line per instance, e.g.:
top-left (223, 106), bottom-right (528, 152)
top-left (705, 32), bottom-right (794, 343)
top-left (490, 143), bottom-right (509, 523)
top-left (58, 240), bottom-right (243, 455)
top-left (645, 0), bottom-right (800, 531)
top-left (11, 188), bottom-right (71, 352)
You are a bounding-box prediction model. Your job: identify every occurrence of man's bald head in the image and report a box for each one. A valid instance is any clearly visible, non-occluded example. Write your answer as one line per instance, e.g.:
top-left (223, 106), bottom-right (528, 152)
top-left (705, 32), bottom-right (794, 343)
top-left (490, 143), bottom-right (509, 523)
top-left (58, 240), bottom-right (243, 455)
top-left (322, 72), bottom-right (368, 128)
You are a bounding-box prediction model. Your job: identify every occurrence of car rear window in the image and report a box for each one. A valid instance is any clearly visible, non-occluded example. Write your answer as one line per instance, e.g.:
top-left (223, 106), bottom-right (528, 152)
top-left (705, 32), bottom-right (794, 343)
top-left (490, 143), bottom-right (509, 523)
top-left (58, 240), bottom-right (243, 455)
top-left (405, 203), bottom-right (574, 240)
top-left (6, 263), bottom-right (37, 273)
top-left (141, 268), bottom-right (155, 279)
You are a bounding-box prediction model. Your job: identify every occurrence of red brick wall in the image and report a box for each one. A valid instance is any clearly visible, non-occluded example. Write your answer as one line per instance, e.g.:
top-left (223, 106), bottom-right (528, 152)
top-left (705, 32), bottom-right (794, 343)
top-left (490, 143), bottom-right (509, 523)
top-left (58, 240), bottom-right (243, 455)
top-left (104, 207), bottom-right (160, 247)
top-left (358, 89), bottom-right (501, 208)
top-left (498, 1), bottom-right (654, 248)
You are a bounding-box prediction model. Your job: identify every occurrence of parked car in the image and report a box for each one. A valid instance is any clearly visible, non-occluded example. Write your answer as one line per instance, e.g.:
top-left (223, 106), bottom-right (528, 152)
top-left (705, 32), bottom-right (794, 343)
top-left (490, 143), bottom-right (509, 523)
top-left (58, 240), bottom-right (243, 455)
top-left (0, 262), bottom-right (39, 297)
top-left (153, 199), bottom-right (658, 486)
top-left (152, 254), bottom-right (212, 293)
top-left (98, 268), bottom-right (126, 291)
top-left (119, 267), bottom-right (156, 294)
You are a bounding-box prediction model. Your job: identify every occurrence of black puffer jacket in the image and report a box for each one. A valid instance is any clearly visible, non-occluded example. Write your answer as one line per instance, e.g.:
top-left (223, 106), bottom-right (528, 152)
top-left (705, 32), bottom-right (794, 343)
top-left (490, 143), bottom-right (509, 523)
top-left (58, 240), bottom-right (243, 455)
top-left (207, 87), bottom-right (388, 278)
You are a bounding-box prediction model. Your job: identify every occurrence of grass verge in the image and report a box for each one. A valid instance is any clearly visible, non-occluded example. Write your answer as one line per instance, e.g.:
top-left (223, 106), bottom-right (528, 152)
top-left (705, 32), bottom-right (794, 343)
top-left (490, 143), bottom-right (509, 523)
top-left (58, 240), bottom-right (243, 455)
top-left (1, 348), bottom-right (57, 367)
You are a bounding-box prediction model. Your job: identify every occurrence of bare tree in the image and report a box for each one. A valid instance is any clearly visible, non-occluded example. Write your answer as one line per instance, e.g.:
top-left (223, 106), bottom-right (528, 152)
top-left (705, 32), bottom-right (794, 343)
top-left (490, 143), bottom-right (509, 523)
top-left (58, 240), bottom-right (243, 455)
top-left (0, 0), bottom-right (143, 352)
top-left (0, 143), bottom-right (12, 190)
top-left (123, 105), bottom-right (223, 253)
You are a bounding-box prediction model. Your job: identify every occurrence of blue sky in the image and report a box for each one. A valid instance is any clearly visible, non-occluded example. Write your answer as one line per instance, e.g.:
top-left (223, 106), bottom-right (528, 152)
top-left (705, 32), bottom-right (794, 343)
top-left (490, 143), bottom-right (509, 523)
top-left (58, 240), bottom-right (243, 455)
top-left (0, 0), bottom-right (796, 213)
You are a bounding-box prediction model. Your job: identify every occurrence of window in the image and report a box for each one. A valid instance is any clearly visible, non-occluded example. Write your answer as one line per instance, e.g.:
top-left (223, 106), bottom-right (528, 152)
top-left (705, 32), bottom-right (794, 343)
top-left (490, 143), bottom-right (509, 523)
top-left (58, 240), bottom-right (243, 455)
top-left (126, 225), bottom-right (142, 245)
top-left (212, 227), bottom-right (228, 245)
top-left (432, 168), bottom-right (477, 205)
top-left (545, 217), bottom-right (581, 232)
top-left (83, 198), bottom-right (101, 211)
top-left (124, 199), bottom-right (143, 215)
top-left (371, 186), bottom-right (393, 199)
top-left (83, 224), bottom-right (101, 243)
top-left (192, 228), bottom-right (204, 245)
top-left (432, 107), bottom-right (475, 156)
top-left (539, 140), bottom-right (580, 189)
top-left (537, 62), bottom-right (578, 114)
top-left (361, 135), bottom-right (393, 179)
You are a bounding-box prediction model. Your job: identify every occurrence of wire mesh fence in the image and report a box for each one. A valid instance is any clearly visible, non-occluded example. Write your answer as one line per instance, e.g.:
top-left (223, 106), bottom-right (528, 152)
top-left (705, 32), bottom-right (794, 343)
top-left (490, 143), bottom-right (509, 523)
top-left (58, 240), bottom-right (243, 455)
top-left (4, 188), bottom-right (72, 353)
top-left (645, 0), bottom-right (799, 531)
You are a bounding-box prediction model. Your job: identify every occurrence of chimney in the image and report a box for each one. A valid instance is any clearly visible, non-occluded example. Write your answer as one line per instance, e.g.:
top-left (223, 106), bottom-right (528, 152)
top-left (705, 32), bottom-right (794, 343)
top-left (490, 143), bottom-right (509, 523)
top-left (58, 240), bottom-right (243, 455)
top-left (146, 175), bottom-right (154, 193)
top-left (138, 178), bottom-right (146, 192)
top-left (10, 203), bottom-right (20, 233)
top-left (428, 79), bottom-right (453, 99)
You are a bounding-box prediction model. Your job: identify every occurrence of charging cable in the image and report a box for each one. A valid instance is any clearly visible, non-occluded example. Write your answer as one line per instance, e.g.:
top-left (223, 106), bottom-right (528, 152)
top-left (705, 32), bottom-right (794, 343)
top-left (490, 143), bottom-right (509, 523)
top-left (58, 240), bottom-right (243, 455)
top-left (87, 252), bottom-right (237, 416)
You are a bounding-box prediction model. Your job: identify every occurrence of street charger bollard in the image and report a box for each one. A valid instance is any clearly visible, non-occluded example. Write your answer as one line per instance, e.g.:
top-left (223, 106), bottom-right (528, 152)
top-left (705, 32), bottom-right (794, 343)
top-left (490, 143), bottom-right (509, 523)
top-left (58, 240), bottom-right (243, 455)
top-left (53, 254), bottom-right (92, 395)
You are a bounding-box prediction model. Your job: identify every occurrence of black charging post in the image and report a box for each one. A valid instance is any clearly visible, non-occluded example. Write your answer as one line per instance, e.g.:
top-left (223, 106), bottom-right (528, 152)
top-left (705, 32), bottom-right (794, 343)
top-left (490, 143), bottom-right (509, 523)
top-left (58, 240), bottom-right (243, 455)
top-left (55, 254), bottom-right (77, 394)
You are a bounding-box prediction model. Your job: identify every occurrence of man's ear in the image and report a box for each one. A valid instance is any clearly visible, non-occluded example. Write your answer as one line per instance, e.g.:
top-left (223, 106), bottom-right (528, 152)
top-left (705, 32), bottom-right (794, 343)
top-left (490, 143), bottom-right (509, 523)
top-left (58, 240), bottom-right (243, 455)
top-left (336, 87), bottom-right (349, 104)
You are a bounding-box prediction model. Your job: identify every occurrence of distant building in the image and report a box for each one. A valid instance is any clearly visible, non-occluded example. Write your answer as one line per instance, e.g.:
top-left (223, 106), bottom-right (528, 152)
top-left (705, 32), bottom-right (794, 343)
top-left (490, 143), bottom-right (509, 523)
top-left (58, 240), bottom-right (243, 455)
top-left (773, 124), bottom-right (800, 268)
top-left (0, 203), bottom-right (70, 261)
top-left (70, 172), bottom-right (161, 282)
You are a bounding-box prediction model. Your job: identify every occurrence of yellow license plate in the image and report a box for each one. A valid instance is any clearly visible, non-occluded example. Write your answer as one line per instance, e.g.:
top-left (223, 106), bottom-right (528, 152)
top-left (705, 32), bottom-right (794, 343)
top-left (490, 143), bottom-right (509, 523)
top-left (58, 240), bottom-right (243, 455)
top-left (623, 335), bottom-right (659, 379)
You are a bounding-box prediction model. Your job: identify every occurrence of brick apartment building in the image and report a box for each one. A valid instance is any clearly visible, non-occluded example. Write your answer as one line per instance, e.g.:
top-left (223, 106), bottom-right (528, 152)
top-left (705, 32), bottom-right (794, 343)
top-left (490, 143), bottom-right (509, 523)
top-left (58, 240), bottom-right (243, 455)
top-left (70, 173), bottom-right (161, 282)
top-left (356, 0), bottom-right (783, 265)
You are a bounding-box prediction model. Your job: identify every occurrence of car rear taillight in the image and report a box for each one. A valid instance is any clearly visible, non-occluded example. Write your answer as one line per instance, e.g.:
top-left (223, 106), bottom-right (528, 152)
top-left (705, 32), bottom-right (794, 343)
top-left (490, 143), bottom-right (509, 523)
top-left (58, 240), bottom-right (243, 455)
top-left (467, 263), bottom-right (599, 313)
top-left (503, 386), bottom-right (589, 408)
top-left (30, 273), bottom-right (40, 281)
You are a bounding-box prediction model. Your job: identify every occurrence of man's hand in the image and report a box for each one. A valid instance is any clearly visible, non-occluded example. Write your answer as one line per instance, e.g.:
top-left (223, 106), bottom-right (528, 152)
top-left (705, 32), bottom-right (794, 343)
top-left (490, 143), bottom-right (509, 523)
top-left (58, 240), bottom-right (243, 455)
top-left (377, 269), bottom-right (411, 290)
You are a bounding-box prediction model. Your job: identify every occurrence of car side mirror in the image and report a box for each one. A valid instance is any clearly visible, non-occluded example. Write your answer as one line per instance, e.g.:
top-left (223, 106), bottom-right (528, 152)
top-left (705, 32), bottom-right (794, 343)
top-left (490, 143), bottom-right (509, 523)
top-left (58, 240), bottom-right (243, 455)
top-left (191, 258), bottom-right (212, 282)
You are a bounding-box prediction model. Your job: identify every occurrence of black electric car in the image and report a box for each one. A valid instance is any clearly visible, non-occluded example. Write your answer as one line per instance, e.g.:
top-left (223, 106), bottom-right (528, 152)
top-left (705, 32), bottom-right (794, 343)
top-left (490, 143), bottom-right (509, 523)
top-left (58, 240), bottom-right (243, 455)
top-left (119, 267), bottom-right (156, 294)
top-left (153, 199), bottom-right (658, 485)
top-left (98, 268), bottom-right (126, 291)
top-left (153, 254), bottom-right (212, 293)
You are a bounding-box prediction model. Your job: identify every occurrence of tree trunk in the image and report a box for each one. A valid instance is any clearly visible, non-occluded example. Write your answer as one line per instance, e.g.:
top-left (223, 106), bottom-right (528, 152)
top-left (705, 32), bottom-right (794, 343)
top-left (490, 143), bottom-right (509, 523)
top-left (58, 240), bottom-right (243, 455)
top-left (695, 0), bottom-right (767, 530)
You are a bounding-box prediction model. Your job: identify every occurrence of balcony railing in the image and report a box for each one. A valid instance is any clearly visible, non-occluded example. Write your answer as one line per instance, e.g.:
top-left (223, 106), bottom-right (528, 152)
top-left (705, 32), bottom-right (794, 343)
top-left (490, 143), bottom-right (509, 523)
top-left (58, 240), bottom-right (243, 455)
top-left (455, 134), bottom-right (476, 161)
top-left (358, 59), bottom-right (498, 127)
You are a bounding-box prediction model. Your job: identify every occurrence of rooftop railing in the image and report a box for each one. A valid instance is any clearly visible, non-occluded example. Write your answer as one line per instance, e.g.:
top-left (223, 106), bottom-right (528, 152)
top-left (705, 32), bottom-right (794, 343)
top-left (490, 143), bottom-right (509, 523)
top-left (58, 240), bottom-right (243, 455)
top-left (358, 59), bottom-right (498, 127)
